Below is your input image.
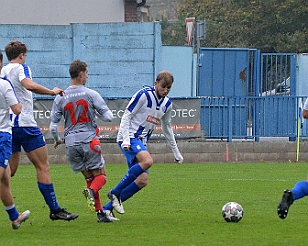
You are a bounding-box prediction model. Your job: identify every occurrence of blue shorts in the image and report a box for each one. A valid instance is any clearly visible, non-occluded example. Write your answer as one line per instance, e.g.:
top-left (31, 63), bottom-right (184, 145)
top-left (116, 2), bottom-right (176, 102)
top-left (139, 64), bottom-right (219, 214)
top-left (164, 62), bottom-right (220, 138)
top-left (118, 138), bottom-right (149, 173)
top-left (0, 132), bottom-right (12, 169)
top-left (12, 127), bottom-right (46, 153)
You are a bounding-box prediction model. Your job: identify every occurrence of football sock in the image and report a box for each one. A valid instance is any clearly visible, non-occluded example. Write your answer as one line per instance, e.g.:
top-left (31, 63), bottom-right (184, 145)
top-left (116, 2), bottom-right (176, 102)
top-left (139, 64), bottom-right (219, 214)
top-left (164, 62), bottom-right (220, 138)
top-left (112, 164), bottom-right (144, 195)
top-left (38, 182), bottom-right (60, 211)
top-left (103, 182), bottom-right (141, 211)
top-left (5, 204), bottom-right (19, 221)
top-left (89, 174), bottom-right (106, 193)
top-left (121, 182), bottom-right (141, 202)
top-left (94, 191), bottom-right (102, 211)
top-left (103, 201), bottom-right (113, 211)
top-left (292, 181), bottom-right (308, 200)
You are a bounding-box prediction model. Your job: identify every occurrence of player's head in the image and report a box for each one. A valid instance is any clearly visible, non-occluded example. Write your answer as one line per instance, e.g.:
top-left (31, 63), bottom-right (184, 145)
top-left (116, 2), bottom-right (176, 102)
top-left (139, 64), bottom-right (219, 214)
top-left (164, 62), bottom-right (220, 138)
top-left (69, 60), bottom-right (88, 84)
top-left (154, 70), bottom-right (174, 99)
top-left (5, 40), bottom-right (28, 61)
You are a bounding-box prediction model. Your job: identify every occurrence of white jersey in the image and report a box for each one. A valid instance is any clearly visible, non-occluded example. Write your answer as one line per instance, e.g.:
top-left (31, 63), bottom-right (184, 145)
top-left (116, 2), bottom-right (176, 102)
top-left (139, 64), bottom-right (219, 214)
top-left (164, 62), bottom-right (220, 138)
top-left (117, 86), bottom-right (172, 144)
top-left (1, 62), bottom-right (37, 127)
top-left (0, 77), bottom-right (20, 133)
top-left (304, 97), bottom-right (308, 111)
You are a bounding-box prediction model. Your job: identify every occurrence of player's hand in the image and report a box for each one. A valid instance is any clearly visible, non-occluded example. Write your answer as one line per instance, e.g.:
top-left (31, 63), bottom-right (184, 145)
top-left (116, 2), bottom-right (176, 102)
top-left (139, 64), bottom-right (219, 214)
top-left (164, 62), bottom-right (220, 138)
top-left (174, 154), bottom-right (183, 164)
top-left (54, 139), bottom-right (63, 149)
top-left (52, 87), bottom-right (65, 96)
top-left (121, 143), bottom-right (130, 150)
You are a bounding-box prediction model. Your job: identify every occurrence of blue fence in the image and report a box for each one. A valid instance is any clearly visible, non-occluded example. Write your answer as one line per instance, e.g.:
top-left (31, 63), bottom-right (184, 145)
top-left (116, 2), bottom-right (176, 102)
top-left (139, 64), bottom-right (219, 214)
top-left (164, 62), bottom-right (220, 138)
top-left (200, 96), bottom-right (307, 141)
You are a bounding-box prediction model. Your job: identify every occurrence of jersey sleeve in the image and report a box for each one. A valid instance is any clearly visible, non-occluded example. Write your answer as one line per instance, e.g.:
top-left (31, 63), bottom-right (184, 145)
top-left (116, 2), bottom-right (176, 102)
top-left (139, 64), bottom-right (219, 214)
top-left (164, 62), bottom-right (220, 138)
top-left (5, 82), bottom-right (19, 107)
top-left (92, 91), bottom-right (113, 122)
top-left (161, 105), bottom-right (183, 163)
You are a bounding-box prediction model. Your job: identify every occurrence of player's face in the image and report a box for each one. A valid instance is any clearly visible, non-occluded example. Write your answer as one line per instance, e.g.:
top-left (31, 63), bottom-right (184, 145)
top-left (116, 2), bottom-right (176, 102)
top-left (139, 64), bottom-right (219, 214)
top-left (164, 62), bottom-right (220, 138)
top-left (21, 53), bottom-right (27, 63)
top-left (80, 68), bottom-right (88, 85)
top-left (154, 80), bottom-right (172, 99)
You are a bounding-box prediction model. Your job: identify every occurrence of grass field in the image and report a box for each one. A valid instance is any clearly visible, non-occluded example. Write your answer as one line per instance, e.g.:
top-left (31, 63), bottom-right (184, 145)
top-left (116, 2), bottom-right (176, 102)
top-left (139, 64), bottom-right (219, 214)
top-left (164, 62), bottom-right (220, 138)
top-left (2, 162), bottom-right (308, 246)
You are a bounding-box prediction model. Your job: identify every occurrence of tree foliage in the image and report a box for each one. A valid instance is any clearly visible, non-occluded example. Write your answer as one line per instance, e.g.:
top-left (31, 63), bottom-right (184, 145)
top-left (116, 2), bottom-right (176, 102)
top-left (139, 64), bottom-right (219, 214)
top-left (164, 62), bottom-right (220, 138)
top-left (161, 0), bottom-right (308, 52)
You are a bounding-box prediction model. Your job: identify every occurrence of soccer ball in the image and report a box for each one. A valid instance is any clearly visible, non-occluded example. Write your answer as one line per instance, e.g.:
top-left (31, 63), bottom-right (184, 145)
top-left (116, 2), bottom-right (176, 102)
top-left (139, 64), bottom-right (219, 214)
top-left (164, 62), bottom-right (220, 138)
top-left (222, 202), bottom-right (243, 223)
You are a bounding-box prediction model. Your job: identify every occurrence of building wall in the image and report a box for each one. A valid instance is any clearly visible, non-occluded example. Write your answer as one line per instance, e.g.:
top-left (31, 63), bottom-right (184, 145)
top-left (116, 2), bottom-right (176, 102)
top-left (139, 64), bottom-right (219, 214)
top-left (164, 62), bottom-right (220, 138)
top-left (0, 0), bottom-right (125, 25)
top-left (0, 22), bottom-right (163, 98)
top-left (18, 140), bottom-right (305, 164)
top-left (0, 22), bottom-right (194, 98)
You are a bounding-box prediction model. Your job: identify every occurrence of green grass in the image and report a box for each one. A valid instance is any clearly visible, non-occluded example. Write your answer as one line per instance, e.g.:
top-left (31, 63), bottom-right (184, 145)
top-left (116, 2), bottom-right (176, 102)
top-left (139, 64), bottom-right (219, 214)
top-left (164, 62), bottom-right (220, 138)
top-left (2, 162), bottom-right (308, 245)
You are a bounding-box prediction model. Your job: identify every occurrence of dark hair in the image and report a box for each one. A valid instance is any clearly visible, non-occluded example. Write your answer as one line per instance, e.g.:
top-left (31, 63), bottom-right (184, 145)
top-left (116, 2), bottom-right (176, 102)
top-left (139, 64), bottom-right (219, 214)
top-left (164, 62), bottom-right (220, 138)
top-left (0, 50), bottom-right (3, 62)
top-left (5, 40), bottom-right (27, 61)
top-left (69, 60), bottom-right (88, 79)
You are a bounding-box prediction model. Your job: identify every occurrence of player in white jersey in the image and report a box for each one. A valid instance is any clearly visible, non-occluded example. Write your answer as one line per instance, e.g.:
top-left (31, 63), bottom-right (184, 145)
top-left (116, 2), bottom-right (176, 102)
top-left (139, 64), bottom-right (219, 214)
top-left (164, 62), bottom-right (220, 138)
top-left (0, 50), bottom-right (30, 229)
top-left (277, 97), bottom-right (308, 219)
top-left (105, 70), bottom-right (183, 215)
top-left (50, 59), bottom-right (117, 222)
top-left (1, 40), bottom-right (78, 221)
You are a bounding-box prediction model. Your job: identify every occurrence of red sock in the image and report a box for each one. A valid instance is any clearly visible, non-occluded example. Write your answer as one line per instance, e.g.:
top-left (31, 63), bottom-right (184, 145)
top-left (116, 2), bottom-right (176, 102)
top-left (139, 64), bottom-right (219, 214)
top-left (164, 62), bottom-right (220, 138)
top-left (85, 176), bottom-right (94, 188)
top-left (90, 174), bottom-right (106, 193)
top-left (94, 192), bottom-right (102, 211)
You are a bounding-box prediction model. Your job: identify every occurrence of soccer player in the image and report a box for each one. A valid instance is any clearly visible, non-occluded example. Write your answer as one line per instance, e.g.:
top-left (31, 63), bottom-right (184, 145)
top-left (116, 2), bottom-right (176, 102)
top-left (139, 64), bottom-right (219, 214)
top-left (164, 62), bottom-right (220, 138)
top-left (1, 40), bottom-right (78, 221)
top-left (0, 50), bottom-right (30, 229)
top-left (277, 97), bottom-right (308, 219)
top-left (105, 70), bottom-right (183, 215)
top-left (50, 59), bottom-right (117, 222)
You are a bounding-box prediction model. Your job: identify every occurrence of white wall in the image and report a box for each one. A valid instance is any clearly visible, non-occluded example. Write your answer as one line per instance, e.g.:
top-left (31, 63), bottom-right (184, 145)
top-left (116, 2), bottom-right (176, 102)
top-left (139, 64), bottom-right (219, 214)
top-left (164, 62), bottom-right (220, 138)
top-left (0, 0), bottom-right (125, 25)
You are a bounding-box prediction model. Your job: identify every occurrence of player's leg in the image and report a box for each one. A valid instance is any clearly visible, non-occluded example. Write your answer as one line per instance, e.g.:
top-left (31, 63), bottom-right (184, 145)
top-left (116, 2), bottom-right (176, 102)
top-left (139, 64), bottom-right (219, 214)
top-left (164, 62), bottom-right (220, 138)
top-left (291, 181), bottom-right (308, 200)
top-left (277, 180), bottom-right (308, 219)
top-left (26, 145), bottom-right (52, 183)
top-left (23, 128), bottom-right (78, 221)
top-left (108, 139), bottom-right (152, 214)
top-left (8, 152), bottom-right (20, 177)
top-left (81, 141), bottom-right (107, 211)
top-left (111, 150), bottom-right (152, 195)
top-left (0, 165), bottom-right (30, 229)
top-left (82, 168), bottom-right (106, 212)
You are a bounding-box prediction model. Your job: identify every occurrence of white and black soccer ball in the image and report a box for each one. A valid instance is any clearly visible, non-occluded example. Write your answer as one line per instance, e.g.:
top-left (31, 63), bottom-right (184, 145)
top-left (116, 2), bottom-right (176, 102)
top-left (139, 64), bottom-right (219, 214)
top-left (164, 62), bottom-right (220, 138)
top-left (222, 202), bottom-right (243, 223)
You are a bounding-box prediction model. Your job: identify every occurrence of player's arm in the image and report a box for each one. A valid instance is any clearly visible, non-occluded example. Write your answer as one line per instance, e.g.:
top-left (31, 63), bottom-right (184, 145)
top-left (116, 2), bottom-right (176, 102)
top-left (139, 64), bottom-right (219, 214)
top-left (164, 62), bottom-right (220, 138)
top-left (303, 97), bottom-right (308, 119)
top-left (120, 92), bottom-right (144, 150)
top-left (50, 121), bottom-right (63, 148)
top-left (93, 94), bottom-right (113, 122)
top-left (10, 103), bottom-right (22, 115)
top-left (96, 109), bottom-right (113, 122)
top-left (21, 78), bottom-right (64, 96)
top-left (50, 99), bottom-right (63, 148)
top-left (6, 82), bottom-right (22, 115)
top-left (161, 109), bottom-right (183, 164)
top-left (119, 109), bottom-right (133, 150)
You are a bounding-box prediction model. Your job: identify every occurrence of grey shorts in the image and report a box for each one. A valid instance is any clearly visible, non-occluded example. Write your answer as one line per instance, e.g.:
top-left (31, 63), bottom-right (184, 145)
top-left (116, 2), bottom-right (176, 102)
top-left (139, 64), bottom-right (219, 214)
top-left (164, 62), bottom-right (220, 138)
top-left (66, 139), bottom-right (105, 173)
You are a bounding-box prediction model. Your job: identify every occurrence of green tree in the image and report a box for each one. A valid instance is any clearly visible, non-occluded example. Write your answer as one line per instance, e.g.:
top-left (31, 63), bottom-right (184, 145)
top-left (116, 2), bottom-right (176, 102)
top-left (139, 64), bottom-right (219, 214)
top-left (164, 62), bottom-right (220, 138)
top-left (162, 0), bottom-right (308, 52)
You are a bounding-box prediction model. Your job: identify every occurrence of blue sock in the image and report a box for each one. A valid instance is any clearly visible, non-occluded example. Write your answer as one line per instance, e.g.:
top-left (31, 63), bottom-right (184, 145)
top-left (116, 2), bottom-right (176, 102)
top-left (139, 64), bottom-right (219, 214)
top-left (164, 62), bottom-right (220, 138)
top-left (104, 182), bottom-right (141, 211)
top-left (5, 204), bottom-right (19, 221)
top-left (103, 201), bottom-right (113, 211)
top-left (292, 181), bottom-right (308, 200)
top-left (112, 164), bottom-right (144, 195)
top-left (121, 182), bottom-right (141, 202)
top-left (38, 182), bottom-right (60, 211)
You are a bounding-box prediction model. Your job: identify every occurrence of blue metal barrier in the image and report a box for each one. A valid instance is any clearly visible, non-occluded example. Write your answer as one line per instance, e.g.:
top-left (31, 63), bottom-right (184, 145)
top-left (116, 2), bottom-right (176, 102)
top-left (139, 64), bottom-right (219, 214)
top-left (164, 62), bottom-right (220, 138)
top-left (200, 96), bottom-right (307, 141)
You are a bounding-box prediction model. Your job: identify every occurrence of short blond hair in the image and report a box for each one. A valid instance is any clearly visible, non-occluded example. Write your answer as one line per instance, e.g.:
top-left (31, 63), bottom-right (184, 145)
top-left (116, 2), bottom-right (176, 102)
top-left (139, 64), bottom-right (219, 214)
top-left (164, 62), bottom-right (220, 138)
top-left (156, 71), bottom-right (174, 85)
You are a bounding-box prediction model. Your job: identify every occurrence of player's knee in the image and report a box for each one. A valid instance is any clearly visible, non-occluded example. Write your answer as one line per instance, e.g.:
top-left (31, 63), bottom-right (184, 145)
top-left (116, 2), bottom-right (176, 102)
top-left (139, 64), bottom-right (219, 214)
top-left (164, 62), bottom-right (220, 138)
top-left (137, 177), bottom-right (148, 188)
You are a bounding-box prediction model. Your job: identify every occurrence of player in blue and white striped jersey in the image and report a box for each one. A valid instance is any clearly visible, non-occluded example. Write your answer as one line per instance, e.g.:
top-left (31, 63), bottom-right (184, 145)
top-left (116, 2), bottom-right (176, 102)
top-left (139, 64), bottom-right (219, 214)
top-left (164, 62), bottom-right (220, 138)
top-left (1, 40), bottom-right (78, 221)
top-left (0, 51), bottom-right (30, 229)
top-left (105, 70), bottom-right (183, 215)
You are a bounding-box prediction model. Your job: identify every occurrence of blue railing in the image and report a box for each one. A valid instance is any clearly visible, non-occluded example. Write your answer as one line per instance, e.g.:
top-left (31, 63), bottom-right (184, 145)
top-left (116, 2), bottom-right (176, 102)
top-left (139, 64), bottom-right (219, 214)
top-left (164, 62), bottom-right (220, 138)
top-left (200, 96), bottom-right (307, 142)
